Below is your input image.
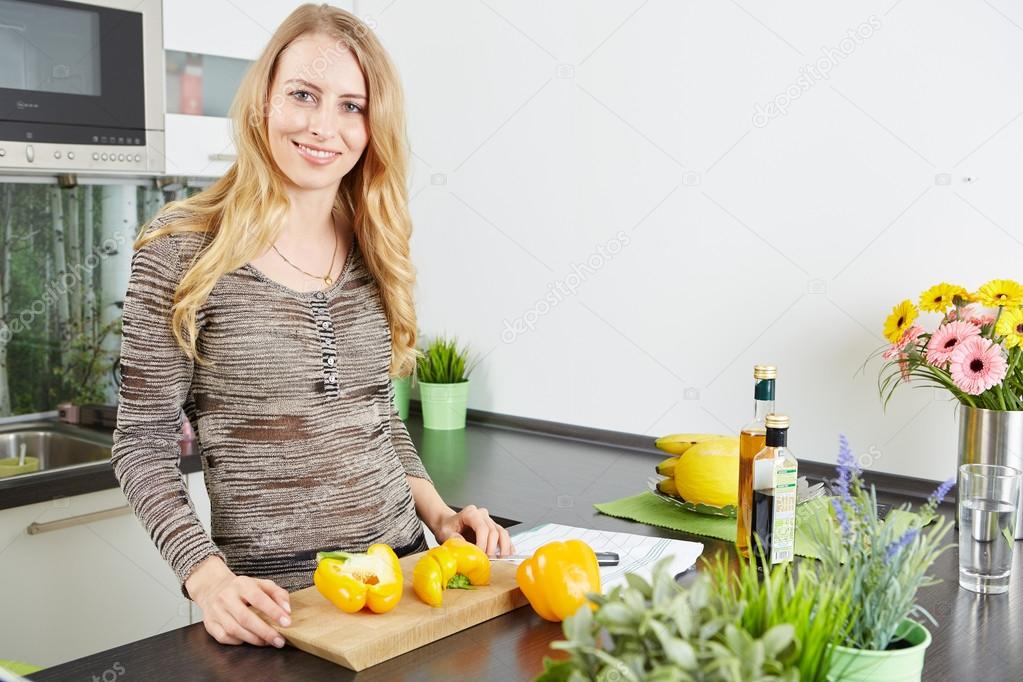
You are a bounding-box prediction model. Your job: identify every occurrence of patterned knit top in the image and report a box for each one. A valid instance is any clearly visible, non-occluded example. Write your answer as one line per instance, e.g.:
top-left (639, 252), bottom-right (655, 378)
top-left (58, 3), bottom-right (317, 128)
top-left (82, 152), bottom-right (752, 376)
top-left (111, 211), bottom-right (431, 596)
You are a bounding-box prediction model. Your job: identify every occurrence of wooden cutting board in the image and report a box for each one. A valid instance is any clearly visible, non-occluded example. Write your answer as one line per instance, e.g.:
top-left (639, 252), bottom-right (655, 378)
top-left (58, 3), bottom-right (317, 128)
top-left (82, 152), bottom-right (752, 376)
top-left (265, 549), bottom-right (530, 671)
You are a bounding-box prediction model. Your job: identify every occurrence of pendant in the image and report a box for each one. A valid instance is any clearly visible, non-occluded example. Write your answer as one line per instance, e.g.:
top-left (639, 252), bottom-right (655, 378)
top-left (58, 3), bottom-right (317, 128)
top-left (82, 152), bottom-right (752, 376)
top-left (324, 276), bottom-right (333, 285)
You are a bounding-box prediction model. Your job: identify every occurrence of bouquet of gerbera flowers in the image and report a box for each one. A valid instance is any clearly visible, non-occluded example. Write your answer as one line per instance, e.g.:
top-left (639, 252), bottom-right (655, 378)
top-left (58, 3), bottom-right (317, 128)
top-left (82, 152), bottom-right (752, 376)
top-left (877, 279), bottom-right (1023, 410)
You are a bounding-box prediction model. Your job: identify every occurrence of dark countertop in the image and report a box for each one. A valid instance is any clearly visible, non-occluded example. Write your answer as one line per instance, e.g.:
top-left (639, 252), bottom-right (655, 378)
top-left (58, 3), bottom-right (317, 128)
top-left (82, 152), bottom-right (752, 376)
top-left (23, 417), bottom-right (1023, 681)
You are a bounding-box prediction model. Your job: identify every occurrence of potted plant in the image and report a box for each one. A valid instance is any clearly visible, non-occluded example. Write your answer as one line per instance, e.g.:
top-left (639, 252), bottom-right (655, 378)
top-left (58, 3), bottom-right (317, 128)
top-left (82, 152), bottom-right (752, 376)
top-left (416, 336), bottom-right (475, 430)
top-left (535, 557), bottom-right (804, 681)
top-left (392, 373), bottom-right (412, 421)
top-left (807, 436), bottom-right (955, 682)
top-left (875, 280), bottom-right (1023, 536)
top-left (705, 548), bottom-right (854, 682)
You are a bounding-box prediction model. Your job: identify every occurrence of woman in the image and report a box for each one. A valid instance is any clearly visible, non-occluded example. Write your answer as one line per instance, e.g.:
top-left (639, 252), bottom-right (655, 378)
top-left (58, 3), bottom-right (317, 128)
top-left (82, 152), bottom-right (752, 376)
top-left (111, 4), bottom-right (512, 651)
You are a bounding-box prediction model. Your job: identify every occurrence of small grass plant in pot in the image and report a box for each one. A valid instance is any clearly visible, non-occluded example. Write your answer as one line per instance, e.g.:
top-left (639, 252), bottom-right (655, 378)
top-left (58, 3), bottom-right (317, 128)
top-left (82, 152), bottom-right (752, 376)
top-left (808, 436), bottom-right (956, 682)
top-left (705, 544), bottom-right (855, 682)
top-left (416, 336), bottom-right (475, 430)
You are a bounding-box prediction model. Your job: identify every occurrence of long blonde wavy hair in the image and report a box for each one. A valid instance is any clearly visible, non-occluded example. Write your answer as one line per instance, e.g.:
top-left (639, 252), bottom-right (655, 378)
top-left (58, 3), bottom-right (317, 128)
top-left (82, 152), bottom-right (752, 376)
top-left (138, 3), bottom-right (418, 377)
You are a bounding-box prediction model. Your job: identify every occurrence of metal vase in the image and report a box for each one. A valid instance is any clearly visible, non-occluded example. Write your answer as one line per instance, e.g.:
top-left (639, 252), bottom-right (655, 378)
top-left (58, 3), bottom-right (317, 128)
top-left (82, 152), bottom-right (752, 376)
top-left (957, 406), bottom-right (1023, 539)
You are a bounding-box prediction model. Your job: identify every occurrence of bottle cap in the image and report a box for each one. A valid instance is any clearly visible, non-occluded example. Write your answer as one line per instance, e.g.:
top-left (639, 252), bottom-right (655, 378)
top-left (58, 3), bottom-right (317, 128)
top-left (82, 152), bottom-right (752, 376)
top-left (765, 413), bottom-right (789, 429)
top-left (754, 365), bottom-right (777, 380)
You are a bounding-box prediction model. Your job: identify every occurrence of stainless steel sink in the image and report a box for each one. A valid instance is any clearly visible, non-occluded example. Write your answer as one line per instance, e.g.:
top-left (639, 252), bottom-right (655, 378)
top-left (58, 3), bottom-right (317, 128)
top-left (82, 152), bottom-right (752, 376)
top-left (0, 421), bottom-right (112, 480)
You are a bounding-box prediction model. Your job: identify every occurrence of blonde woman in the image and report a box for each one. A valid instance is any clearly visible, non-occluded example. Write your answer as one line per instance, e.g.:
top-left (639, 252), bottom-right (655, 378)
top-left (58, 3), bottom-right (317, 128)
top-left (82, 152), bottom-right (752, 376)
top-left (111, 4), bottom-right (512, 650)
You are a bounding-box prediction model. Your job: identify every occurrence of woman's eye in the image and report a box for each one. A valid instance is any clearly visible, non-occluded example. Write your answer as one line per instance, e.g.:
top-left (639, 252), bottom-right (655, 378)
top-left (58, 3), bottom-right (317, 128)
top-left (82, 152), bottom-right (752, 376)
top-left (290, 90), bottom-right (314, 103)
top-left (343, 102), bottom-right (364, 114)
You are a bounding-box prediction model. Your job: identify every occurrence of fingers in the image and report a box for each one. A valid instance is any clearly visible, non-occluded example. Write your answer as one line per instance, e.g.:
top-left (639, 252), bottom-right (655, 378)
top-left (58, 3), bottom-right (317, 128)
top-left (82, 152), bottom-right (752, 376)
top-left (459, 505), bottom-right (515, 557)
top-left (496, 525), bottom-right (514, 557)
top-left (247, 581), bottom-right (292, 627)
top-left (202, 576), bottom-right (288, 649)
top-left (225, 596), bottom-right (286, 648)
top-left (206, 622), bottom-right (243, 645)
top-left (256, 578), bottom-right (292, 615)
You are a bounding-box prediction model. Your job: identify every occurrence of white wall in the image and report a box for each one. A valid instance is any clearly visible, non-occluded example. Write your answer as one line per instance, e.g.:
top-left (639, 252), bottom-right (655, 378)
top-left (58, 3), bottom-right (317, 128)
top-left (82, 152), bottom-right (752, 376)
top-left (357, 0), bottom-right (1023, 482)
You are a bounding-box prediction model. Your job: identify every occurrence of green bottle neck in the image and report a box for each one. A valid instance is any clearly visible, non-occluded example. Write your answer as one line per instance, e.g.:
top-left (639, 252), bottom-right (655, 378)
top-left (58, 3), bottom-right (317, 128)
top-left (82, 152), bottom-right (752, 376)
top-left (753, 378), bottom-right (775, 422)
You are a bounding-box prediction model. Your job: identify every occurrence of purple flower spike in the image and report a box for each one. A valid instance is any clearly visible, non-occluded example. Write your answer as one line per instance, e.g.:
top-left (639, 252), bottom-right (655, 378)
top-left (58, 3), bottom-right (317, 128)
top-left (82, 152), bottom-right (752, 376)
top-left (884, 527), bottom-right (920, 563)
top-left (836, 434), bottom-right (857, 503)
top-left (832, 497), bottom-right (851, 536)
top-left (928, 477), bottom-right (956, 507)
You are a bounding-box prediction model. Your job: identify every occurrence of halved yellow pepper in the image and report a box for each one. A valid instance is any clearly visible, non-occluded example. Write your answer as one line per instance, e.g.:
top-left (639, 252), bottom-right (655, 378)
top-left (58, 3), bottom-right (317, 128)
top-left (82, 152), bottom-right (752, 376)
top-left (314, 543), bottom-right (403, 614)
top-left (515, 539), bottom-right (601, 622)
top-left (413, 537), bottom-right (491, 607)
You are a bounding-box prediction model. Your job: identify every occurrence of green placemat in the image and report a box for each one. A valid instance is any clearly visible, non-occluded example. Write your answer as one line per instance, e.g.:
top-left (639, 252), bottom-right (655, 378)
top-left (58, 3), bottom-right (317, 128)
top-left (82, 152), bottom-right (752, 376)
top-left (595, 491), bottom-right (832, 559)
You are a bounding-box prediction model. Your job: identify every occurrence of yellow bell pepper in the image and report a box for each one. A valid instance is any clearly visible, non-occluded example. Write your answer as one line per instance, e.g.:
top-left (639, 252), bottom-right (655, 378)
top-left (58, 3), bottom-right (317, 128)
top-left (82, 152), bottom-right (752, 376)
top-left (413, 537), bottom-right (491, 607)
top-left (515, 539), bottom-right (601, 622)
top-left (314, 543), bottom-right (403, 614)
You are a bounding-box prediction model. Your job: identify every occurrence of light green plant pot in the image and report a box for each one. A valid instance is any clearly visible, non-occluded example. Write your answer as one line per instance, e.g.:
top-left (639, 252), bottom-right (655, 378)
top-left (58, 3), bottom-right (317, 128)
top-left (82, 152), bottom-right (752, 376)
top-left (419, 380), bottom-right (469, 430)
top-left (827, 620), bottom-right (931, 682)
top-left (392, 376), bottom-right (412, 421)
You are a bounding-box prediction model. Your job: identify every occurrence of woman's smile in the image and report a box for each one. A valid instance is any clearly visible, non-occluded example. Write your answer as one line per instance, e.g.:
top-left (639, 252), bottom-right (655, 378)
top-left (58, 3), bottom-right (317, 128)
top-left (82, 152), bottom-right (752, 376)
top-left (293, 139), bottom-right (341, 165)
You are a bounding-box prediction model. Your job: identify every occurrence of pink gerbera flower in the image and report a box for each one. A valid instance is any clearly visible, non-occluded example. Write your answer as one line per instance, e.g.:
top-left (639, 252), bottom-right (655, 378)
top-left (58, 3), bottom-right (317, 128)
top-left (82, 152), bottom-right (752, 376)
top-left (949, 336), bottom-right (1007, 395)
top-left (883, 324), bottom-right (926, 360)
top-left (948, 305), bottom-right (997, 328)
top-left (926, 321), bottom-right (981, 367)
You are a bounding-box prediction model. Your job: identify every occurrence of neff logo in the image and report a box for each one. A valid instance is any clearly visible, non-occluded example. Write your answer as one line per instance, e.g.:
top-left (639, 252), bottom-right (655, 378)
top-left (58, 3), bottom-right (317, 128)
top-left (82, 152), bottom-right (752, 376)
top-left (91, 661), bottom-right (126, 681)
top-left (16, 100), bottom-right (39, 110)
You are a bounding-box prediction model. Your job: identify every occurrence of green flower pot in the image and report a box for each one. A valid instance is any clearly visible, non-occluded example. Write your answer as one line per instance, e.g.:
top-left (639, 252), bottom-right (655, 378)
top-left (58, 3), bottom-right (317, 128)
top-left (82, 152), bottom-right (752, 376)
top-left (419, 380), bottom-right (469, 430)
top-left (392, 376), bottom-right (412, 421)
top-left (827, 620), bottom-right (931, 682)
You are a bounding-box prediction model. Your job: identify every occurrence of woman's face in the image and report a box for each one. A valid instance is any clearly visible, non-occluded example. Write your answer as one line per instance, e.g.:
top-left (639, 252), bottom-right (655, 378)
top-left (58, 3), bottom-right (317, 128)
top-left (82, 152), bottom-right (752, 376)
top-left (265, 33), bottom-right (369, 191)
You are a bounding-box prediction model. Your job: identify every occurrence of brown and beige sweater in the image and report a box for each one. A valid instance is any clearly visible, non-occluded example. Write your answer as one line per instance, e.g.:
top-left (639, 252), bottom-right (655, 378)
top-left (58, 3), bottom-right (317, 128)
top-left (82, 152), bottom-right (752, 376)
top-left (111, 212), bottom-right (430, 597)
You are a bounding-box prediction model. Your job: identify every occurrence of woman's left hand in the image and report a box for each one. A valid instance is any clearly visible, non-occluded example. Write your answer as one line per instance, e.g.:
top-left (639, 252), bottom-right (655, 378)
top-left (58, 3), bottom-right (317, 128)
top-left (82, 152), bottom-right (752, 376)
top-left (434, 504), bottom-right (515, 558)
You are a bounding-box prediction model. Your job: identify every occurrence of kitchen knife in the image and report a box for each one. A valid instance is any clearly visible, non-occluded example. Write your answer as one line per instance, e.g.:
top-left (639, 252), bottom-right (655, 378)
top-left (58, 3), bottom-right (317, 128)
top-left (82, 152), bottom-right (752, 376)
top-left (493, 551), bottom-right (619, 566)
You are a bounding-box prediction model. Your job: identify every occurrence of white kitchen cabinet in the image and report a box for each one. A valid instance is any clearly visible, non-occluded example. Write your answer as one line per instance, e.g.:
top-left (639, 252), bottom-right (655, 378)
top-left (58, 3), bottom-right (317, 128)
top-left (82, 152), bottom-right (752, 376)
top-left (163, 113), bottom-right (237, 179)
top-left (163, 0), bottom-right (355, 61)
top-left (0, 487), bottom-right (189, 668)
top-left (184, 469), bottom-right (212, 624)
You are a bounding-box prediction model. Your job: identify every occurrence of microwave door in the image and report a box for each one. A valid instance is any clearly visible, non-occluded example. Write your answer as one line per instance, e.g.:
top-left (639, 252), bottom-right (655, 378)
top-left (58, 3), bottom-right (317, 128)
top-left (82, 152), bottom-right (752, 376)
top-left (0, 21), bottom-right (27, 90)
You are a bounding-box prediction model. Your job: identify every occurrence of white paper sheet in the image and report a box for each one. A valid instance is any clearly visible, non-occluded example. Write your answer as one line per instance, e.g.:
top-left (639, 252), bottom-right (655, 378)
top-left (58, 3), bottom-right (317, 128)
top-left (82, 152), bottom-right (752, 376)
top-left (508, 523), bottom-right (704, 592)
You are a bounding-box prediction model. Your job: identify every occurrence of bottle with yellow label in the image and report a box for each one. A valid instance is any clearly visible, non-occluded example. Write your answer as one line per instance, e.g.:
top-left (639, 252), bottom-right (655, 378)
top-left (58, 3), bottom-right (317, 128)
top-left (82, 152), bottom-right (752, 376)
top-left (750, 413), bottom-right (797, 565)
top-left (736, 365), bottom-right (776, 557)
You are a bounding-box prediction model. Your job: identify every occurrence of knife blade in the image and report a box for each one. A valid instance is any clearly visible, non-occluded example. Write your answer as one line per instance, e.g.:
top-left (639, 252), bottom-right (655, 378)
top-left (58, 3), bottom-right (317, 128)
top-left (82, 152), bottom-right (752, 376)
top-left (492, 551), bottom-right (619, 566)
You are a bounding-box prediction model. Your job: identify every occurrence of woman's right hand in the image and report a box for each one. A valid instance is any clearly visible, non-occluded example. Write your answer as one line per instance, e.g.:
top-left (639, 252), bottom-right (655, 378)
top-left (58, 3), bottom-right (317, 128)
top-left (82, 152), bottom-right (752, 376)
top-left (185, 555), bottom-right (292, 648)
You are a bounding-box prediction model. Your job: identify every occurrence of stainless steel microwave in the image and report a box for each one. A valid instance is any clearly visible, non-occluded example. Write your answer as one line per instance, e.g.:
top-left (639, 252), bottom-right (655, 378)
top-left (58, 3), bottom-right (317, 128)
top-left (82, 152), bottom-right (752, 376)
top-left (0, 0), bottom-right (164, 176)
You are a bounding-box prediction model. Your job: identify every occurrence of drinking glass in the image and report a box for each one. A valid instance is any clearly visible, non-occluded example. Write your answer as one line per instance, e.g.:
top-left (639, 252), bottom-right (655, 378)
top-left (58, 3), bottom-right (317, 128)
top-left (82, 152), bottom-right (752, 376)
top-left (958, 463), bottom-right (1022, 594)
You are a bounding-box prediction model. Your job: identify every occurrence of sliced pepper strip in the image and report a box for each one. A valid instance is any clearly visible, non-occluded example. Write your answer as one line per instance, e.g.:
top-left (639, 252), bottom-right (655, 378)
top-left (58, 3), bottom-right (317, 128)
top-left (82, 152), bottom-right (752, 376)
top-left (314, 543), bottom-right (403, 614)
top-left (515, 539), bottom-right (601, 622)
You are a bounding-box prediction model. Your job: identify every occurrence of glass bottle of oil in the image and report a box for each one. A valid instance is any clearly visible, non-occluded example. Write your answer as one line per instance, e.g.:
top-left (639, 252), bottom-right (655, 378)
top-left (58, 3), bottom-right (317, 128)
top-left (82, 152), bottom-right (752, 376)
top-left (736, 365), bottom-right (776, 557)
top-left (750, 414), bottom-right (797, 565)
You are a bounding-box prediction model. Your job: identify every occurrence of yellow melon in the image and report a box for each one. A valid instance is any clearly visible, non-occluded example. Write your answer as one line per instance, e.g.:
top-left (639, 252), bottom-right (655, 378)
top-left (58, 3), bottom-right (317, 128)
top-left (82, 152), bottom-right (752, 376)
top-left (673, 437), bottom-right (739, 508)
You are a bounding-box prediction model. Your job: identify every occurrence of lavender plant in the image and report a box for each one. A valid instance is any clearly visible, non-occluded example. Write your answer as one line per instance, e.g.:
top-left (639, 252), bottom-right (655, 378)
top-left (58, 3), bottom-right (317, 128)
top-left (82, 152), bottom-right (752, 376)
top-left (807, 435), bottom-right (955, 651)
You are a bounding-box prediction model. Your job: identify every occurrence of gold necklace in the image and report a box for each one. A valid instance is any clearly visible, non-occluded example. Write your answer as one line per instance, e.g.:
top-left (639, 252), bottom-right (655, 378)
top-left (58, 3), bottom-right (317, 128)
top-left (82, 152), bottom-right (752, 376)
top-left (271, 227), bottom-right (339, 286)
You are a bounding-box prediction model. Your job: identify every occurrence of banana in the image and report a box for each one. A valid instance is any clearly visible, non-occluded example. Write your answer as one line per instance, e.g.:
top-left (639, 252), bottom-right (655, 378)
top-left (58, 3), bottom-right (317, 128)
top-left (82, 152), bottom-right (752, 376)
top-left (655, 456), bottom-right (679, 477)
top-left (656, 477), bottom-right (680, 497)
top-left (654, 433), bottom-right (726, 455)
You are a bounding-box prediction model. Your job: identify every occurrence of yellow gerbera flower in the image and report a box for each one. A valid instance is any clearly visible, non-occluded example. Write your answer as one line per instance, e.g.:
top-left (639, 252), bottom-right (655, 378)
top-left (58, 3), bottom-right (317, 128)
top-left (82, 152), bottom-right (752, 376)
top-left (883, 300), bottom-right (918, 343)
top-left (996, 307), bottom-right (1023, 348)
top-left (919, 283), bottom-right (969, 313)
top-left (975, 279), bottom-right (1023, 308)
